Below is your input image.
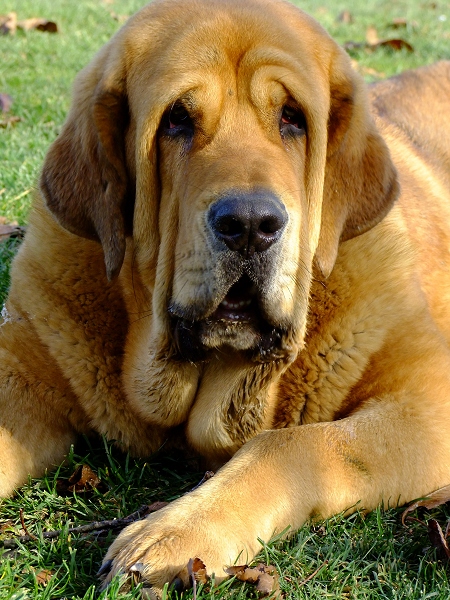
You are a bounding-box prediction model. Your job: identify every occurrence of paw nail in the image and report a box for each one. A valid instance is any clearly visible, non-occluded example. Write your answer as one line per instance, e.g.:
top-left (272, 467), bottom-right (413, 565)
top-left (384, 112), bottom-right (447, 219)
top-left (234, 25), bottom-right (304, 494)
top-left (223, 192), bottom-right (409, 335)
top-left (170, 577), bottom-right (184, 593)
top-left (97, 559), bottom-right (113, 577)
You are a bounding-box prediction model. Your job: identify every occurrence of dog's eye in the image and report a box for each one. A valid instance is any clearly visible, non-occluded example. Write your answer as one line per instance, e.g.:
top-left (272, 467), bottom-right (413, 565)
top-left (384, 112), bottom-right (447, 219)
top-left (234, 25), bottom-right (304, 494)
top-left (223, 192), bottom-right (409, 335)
top-left (164, 102), bottom-right (194, 136)
top-left (280, 105), bottom-right (306, 135)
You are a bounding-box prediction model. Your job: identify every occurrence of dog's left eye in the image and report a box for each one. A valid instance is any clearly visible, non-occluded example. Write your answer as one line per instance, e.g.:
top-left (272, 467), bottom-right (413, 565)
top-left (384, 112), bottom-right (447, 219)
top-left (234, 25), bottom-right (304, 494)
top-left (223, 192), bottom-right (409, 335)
top-left (163, 102), bottom-right (194, 136)
top-left (280, 105), bottom-right (306, 135)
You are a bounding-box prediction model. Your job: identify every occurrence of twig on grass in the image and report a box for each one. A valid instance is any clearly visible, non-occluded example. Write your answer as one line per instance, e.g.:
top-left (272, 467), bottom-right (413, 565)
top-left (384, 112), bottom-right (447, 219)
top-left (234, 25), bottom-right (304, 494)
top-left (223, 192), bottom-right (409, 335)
top-left (1, 503), bottom-right (165, 550)
top-left (189, 470), bottom-right (214, 492)
top-left (19, 508), bottom-right (37, 541)
top-left (298, 560), bottom-right (328, 587)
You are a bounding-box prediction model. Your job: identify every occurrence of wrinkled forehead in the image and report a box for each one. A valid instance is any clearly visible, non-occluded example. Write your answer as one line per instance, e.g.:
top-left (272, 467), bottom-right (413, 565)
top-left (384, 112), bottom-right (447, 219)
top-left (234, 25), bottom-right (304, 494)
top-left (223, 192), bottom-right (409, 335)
top-left (123, 0), bottom-right (333, 115)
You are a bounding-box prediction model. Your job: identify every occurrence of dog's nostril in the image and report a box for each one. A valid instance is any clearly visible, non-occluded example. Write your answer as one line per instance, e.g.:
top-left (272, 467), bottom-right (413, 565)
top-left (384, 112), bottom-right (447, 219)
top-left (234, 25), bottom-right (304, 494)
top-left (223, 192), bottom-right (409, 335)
top-left (216, 217), bottom-right (245, 237)
top-left (259, 218), bottom-right (282, 234)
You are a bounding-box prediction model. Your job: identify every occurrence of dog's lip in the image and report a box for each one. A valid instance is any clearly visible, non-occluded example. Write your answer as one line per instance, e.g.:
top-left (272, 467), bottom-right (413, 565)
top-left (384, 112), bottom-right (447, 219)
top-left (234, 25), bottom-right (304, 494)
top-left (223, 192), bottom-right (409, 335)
top-left (210, 275), bottom-right (257, 322)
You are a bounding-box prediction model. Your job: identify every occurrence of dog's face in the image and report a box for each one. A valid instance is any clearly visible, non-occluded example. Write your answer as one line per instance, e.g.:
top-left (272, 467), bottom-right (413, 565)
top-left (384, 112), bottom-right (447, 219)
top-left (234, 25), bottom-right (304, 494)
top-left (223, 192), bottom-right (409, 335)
top-left (153, 7), bottom-right (319, 361)
top-left (116, 0), bottom-right (337, 364)
top-left (39, 0), bottom-right (398, 446)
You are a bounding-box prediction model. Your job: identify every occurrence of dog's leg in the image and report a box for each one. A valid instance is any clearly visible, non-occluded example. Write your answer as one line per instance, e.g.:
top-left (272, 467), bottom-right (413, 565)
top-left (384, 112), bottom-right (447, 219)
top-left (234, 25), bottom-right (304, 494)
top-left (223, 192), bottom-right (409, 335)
top-left (101, 354), bottom-right (450, 593)
top-left (0, 319), bottom-right (80, 496)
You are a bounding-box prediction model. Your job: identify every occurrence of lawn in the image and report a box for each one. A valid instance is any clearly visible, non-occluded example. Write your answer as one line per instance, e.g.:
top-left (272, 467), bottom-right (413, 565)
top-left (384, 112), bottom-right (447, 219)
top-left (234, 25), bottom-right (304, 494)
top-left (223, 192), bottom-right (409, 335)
top-left (1, 0), bottom-right (450, 598)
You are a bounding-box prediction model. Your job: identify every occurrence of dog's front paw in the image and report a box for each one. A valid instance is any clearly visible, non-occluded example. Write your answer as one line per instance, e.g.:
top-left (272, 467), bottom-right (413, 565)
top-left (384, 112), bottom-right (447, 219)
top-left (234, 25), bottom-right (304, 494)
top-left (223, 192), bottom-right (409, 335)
top-left (100, 492), bottom-right (257, 596)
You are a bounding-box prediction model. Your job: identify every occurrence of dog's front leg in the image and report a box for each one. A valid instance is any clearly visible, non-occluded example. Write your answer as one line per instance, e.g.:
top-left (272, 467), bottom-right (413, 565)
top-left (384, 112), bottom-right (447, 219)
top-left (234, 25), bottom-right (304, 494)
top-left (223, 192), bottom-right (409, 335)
top-left (101, 392), bottom-right (450, 594)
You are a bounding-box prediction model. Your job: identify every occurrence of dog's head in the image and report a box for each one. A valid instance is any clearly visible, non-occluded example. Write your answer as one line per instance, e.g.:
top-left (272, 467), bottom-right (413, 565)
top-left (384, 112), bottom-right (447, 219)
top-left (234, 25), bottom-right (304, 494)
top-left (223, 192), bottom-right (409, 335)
top-left (40, 0), bottom-right (398, 367)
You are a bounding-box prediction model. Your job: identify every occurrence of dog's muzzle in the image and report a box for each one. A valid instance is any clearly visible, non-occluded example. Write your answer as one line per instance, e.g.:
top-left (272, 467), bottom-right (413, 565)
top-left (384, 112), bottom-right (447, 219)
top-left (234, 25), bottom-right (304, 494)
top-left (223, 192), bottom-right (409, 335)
top-left (170, 190), bottom-right (290, 361)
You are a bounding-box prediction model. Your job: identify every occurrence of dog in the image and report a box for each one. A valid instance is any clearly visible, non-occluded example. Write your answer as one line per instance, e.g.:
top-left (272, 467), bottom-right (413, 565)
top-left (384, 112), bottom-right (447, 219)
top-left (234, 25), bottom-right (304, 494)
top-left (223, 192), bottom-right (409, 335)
top-left (1, 0), bottom-right (450, 593)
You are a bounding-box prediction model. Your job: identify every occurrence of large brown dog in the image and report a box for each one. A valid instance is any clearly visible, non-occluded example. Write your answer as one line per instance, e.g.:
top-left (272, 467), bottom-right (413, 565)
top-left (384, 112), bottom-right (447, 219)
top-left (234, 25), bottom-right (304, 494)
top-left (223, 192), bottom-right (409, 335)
top-left (1, 0), bottom-right (450, 592)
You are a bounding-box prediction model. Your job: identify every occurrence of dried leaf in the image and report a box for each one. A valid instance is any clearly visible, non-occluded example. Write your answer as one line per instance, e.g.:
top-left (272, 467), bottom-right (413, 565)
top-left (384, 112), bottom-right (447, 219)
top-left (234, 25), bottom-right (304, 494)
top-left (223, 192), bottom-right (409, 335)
top-left (344, 37), bottom-right (414, 53)
top-left (256, 571), bottom-right (278, 595)
top-left (402, 484), bottom-right (450, 524)
top-left (0, 224), bottom-right (26, 241)
top-left (0, 12), bottom-right (17, 35)
top-left (57, 464), bottom-right (104, 494)
top-left (391, 18), bottom-right (408, 28)
top-left (0, 115), bottom-right (20, 128)
top-left (336, 10), bottom-right (353, 24)
top-left (0, 520), bottom-right (15, 534)
top-left (17, 18), bottom-right (58, 33)
top-left (0, 94), bottom-right (12, 112)
top-left (359, 66), bottom-right (386, 78)
top-left (35, 569), bottom-right (54, 585)
top-left (366, 26), bottom-right (379, 45)
top-left (69, 464), bottom-right (102, 492)
top-left (109, 12), bottom-right (129, 24)
top-left (226, 563), bottom-right (280, 597)
top-left (191, 557), bottom-right (208, 584)
top-left (225, 565), bottom-right (250, 579)
top-left (146, 501), bottom-right (169, 513)
top-left (376, 38), bottom-right (414, 52)
top-left (343, 41), bottom-right (365, 51)
top-left (428, 519), bottom-right (450, 561)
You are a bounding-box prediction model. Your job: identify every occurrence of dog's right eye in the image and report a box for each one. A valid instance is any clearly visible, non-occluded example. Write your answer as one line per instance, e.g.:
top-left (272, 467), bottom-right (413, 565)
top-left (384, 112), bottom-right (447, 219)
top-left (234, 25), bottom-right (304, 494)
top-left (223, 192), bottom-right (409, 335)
top-left (163, 102), bottom-right (194, 137)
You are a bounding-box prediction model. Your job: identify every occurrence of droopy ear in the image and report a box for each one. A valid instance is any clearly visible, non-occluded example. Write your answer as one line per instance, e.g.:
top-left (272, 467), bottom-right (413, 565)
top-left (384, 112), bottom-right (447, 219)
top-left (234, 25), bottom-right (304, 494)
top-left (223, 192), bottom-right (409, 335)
top-left (314, 52), bottom-right (399, 278)
top-left (40, 43), bottom-right (132, 280)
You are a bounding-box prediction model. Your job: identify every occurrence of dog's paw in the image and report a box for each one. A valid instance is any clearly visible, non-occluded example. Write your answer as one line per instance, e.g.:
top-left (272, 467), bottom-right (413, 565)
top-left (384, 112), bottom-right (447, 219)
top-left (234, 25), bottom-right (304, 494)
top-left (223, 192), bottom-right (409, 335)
top-left (99, 493), bottom-right (257, 596)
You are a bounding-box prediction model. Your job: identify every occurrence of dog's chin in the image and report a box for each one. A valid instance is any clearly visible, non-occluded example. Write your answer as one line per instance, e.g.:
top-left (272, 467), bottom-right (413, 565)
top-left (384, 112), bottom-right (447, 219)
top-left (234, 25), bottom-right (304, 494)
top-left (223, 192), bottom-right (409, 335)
top-left (170, 276), bottom-right (289, 363)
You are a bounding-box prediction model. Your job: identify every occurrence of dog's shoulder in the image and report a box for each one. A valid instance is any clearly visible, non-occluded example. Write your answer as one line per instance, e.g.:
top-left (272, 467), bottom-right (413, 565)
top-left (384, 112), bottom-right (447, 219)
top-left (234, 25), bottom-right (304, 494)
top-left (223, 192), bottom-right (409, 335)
top-left (368, 61), bottom-right (450, 173)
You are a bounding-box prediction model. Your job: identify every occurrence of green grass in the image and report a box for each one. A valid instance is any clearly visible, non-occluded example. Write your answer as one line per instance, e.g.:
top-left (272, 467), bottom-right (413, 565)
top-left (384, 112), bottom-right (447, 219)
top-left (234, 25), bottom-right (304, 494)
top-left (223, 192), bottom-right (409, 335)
top-left (1, 0), bottom-right (450, 598)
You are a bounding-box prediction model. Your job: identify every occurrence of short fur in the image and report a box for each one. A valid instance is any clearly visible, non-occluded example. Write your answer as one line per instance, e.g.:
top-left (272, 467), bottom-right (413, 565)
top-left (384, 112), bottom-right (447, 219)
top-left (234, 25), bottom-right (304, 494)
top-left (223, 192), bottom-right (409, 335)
top-left (1, 0), bottom-right (450, 593)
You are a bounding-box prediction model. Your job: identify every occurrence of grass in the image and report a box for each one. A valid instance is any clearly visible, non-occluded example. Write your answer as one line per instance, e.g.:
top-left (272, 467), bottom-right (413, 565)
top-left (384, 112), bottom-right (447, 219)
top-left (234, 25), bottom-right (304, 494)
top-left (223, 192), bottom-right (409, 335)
top-left (1, 0), bottom-right (450, 598)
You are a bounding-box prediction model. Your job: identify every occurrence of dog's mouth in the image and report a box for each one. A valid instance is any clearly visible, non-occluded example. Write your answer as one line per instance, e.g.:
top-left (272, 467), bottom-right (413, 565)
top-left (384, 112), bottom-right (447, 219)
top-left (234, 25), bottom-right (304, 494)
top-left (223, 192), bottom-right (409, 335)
top-left (170, 274), bottom-right (286, 361)
top-left (210, 275), bottom-right (257, 322)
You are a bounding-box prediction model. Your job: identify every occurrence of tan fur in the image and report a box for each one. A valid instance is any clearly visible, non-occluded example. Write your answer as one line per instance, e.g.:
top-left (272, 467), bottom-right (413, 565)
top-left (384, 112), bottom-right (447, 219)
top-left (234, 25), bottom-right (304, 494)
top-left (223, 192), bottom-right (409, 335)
top-left (1, 0), bottom-right (450, 593)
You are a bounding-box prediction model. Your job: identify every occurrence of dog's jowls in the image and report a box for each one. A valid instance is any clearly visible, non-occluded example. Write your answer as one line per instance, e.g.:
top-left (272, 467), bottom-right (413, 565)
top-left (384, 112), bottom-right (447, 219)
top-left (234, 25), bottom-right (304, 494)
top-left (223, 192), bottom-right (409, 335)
top-left (1, 0), bottom-right (450, 593)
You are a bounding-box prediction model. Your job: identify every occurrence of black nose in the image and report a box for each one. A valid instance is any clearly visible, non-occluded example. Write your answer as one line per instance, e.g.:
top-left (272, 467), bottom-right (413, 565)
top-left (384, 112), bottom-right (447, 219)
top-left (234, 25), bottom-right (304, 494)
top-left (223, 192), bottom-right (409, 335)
top-left (208, 191), bottom-right (288, 256)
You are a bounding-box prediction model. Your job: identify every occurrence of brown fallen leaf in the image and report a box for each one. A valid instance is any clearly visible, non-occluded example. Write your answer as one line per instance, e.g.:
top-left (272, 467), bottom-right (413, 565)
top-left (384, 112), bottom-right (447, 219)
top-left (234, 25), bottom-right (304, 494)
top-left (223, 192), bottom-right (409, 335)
top-left (0, 93), bottom-right (12, 112)
top-left (185, 557), bottom-right (209, 600)
top-left (109, 12), bottom-right (130, 24)
top-left (0, 520), bottom-right (15, 534)
top-left (344, 37), bottom-right (414, 53)
top-left (355, 64), bottom-right (386, 79)
top-left (35, 569), bottom-right (54, 585)
top-left (17, 18), bottom-right (58, 33)
top-left (0, 115), bottom-right (20, 128)
top-left (390, 18), bottom-right (408, 28)
top-left (69, 464), bottom-right (102, 492)
top-left (336, 10), bottom-right (353, 24)
top-left (376, 38), bottom-right (414, 52)
top-left (0, 224), bottom-right (26, 241)
top-left (0, 12), bottom-right (17, 35)
top-left (56, 464), bottom-right (104, 494)
top-left (146, 501), bottom-right (169, 512)
top-left (226, 563), bottom-right (280, 597)
top-left (401, 484), bottom-right (450, 525)
top-left (428, 519), bottom-right (450, 561)
top-left (364, 28), bottom-right (413, 52)
top-left (366, 26), bottom-right (379, 45)
top-left (191, 557), bottom-right (208, 584)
